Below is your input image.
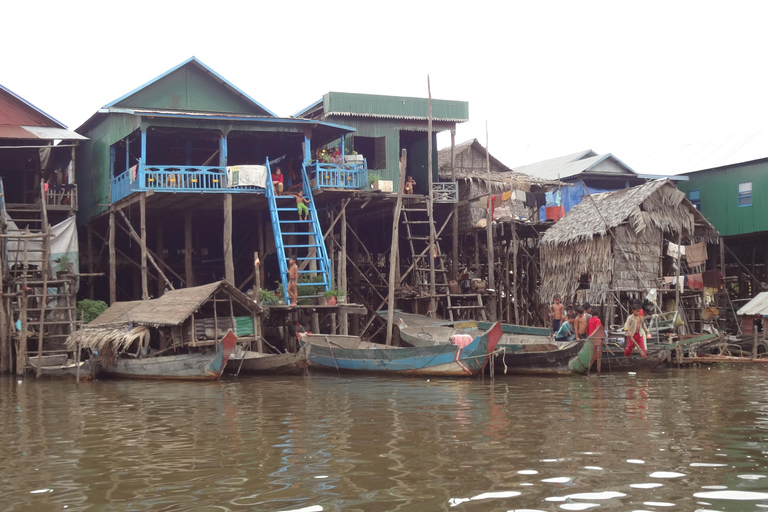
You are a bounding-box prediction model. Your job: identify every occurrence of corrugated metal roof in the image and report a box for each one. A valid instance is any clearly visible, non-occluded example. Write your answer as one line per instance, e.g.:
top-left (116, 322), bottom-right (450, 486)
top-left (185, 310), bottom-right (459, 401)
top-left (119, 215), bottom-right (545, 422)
top-left (103, 57), bottom-right (278, 117)
top-left (0, 125), bottom-right (86, 140)
top-left (511, 150), bottom-right (637, 180)
top-left (631, 129), bottom-right (768, 176)
top-left (737, 292), bottom-right (768, 317)
top-left (0, 83), bottom-right (67, 128)
top-left (308, 92), bottom-right (469, 122)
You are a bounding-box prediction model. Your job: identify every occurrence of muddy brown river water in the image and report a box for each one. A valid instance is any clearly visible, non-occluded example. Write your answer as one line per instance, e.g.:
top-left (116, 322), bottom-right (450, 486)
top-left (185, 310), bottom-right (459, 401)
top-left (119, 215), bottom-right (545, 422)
top-left (1, 367), bottom-right (768, 511)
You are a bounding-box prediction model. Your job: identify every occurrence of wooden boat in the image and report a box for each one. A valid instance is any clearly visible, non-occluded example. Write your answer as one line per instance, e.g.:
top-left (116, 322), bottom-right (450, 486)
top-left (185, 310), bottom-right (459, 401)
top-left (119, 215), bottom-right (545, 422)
top-left (28, 355), bottom-right (96, 380)
top-left (99, 330), bottom-right (237, 380)
top-left (226, 350), bottom-right (305, 375)
top-left (493, 340), bottom-right (585, 374)
top-left (568, 329), bottom-right (719, 375)
top-left (300, 323), bottom-right (502, 377)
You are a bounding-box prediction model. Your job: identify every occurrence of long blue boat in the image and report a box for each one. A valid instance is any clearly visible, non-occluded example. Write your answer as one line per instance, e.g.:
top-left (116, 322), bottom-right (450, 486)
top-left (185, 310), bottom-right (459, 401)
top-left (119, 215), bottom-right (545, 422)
top-left (300, 323), bottom-right (502, 377)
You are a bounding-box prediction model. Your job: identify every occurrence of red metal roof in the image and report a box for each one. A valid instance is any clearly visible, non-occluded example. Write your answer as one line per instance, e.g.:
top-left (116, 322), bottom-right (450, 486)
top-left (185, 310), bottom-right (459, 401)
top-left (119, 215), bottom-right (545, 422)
top-left (0, 87), bottom-right (60, 128)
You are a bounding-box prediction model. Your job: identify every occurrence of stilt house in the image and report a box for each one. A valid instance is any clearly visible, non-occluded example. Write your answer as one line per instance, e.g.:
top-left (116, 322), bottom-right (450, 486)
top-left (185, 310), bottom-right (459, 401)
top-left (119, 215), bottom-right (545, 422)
top-left (539, 179), bottom-right (718, 327)
top-left (0, 84), bottom-right (86, 374)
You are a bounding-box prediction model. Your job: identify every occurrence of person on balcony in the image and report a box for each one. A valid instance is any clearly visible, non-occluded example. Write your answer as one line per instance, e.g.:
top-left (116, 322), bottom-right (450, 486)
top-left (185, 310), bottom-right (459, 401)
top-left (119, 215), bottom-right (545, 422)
top-left (405, 176), bottom-right (416, 194)
top-left (271, 168), bottom-right (284, 195)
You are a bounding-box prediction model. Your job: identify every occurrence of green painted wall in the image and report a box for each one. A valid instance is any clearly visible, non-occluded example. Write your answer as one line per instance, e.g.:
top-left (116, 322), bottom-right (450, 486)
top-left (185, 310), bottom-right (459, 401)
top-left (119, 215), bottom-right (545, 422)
top-left (77, 113), bottom-right (140, 222)
top-left (325, 92), bottom-right (469, 121)
top-left (113, 65), bottom-right (268, 115)
top-left (677, 160), bottom-right (768, 236)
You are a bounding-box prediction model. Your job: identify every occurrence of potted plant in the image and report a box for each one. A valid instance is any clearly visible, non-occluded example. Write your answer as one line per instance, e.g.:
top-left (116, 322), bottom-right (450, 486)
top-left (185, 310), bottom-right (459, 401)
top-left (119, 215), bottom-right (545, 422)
top-left (323, 289), bottom-right (338, 306)
top-left (336, 289), bottom-right (347, 304)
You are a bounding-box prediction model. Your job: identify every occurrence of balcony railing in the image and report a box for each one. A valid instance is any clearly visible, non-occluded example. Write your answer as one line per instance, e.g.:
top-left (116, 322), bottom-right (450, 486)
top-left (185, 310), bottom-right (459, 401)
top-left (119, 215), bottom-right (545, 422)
top-left (307, 160), bottom-right (368, 191)
top-left (432, 182), bottom-right (458, 203)
top-left (45, 184), bottom-right (78, 211)
top-left (110, 164), bottom-right (263, 203)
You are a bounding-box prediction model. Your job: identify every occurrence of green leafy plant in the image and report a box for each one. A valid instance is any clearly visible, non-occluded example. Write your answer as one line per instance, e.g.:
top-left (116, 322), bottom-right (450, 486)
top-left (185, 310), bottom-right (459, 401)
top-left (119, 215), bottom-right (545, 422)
top-left (259, 289), bottom-right (278, 305)
top-left (323, 289), bottom-right (338, 299)
top-left (77, 299), bottom-right (108, 324)
top-left (368, 172), bottom-right (381, 186)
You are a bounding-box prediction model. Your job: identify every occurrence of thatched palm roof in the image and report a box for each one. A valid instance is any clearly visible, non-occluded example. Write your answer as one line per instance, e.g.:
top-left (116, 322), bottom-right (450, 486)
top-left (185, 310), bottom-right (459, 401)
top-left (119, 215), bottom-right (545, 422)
top-left (87, 280), bottom-right (259, 328)
top-left (541, 179), bottom-right (717, 247)
top-left (437, 139), bottom-right (559, 186)
top-left (66, 325), bottom-right (149, 352)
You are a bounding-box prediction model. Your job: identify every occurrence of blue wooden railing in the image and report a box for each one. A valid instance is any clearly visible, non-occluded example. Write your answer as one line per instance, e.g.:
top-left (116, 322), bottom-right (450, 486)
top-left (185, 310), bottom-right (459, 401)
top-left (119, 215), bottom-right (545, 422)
top-left (306, 160), bottom-right (368, 191)
top-left (110, 163), bottom-right (264, 203)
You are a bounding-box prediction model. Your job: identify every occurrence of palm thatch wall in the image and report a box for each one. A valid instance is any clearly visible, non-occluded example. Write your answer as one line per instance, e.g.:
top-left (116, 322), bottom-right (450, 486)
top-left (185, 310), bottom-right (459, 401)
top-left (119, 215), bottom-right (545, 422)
top-left (539, 180), bottom-right (718, 304)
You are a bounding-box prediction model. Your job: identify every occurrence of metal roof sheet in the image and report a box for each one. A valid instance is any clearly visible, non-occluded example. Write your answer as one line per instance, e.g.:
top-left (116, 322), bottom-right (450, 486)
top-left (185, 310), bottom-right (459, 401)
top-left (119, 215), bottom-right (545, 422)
top-left (631, 129), bottom-right (768, 176)
top-left (296, 92), bottom-right (469, 122)
top-left (512, 150), bottom-right (637, 180)
top-left (0, 83), bottom-right (67, 128)
top-left (737, 292), bottom-right (768, 317)
top-left (0, 125), bottom-right (86, 140)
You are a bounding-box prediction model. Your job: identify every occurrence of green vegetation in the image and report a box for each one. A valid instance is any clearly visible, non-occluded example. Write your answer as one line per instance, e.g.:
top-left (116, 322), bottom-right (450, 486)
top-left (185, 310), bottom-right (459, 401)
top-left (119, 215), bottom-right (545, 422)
top-left (76, 299), bottom-right (108, 324)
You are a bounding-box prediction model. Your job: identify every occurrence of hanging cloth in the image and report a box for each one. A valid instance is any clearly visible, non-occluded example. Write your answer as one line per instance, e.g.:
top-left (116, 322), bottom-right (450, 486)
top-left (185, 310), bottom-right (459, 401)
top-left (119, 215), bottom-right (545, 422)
top-left (685, 241), bottom-right (708, 268)
top-left (667, 242), bottom-right (685, 259)
top-left (687, 273), bottom-right (704, 290)
top-left (702, 270), bottom-right (722, 289)
top-left (515, 190), bottom-right (526, 202)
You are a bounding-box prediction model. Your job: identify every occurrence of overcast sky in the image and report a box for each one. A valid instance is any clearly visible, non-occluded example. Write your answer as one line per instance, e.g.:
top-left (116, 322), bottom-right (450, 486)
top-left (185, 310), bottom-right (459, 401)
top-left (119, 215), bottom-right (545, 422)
top-left (4, 0), bottom-right (767, 170)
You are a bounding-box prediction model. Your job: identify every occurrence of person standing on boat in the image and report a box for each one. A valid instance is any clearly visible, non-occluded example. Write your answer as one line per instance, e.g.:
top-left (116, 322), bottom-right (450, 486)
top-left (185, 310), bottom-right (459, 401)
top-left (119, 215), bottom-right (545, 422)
top-left (287, 257), bottom-right (299, 306)
top-left (588, 308), bottom-right (605, 372)
top-left (550, 295), bottom-right (565, 332)
top-left (623, 303), bottom-right (648, 357)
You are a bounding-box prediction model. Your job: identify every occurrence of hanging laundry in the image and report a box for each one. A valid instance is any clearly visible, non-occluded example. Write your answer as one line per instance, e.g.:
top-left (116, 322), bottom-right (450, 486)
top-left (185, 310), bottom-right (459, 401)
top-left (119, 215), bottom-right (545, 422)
top-left (492, 194), bottom-right (503, 208)
top-left (685, 241), bottom-right (708, 268)
top-left (702, 270), bottom-right (722, 289)
top-left (524, 192), bottom-right (537, 208)
top-left (130, 165), bottom-right (137, 183)
top-left (502, 190), bottom-right (513, 201)
top-left (534, 192), bottom-right (546, 206)
top-left (667, 242), bottom-right (685, 259)
top-left (687, 273), bottom-right (704, 290)
top-left (515, 189), bottom-right (526, 202)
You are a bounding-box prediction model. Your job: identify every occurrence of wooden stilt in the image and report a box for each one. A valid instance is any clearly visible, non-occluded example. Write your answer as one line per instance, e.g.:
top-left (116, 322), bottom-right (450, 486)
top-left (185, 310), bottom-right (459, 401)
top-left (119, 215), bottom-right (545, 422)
top-left (140, 193), bottom-right (149, 300)
top-left (350, 218), bottom-right (360, 336)
top-left (340, 202), bottom-right (348, 335)
top-left (109, 210), bottom-right (116, 305)
top-left (427, 77), bottom-right (437, 318)
top-left (87, 224), bottom-right (94, 300)
top-left (223, 194), bottom-right (234, 285)
top-left (116, 210), bottom-right (175, 291)
top-left (156, 221), bottom-right (165, 297)
top-left (185, 211), bottom-right (193, 287)
top-left (451, 130), bottom-right (458, 281)
top-left (485, 122), bottom-right (496, 321)
top-left (386, 149), bottom-right (407, 345)
top-left (257, 213), bottom-right (265, 287)
top-left (512, 226), bottom-right (519, 325)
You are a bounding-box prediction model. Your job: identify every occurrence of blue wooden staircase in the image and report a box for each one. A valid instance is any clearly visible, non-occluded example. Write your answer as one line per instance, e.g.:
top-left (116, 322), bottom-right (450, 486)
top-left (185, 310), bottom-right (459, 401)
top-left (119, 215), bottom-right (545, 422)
top-left (265, 159), bottom-right (332, 304)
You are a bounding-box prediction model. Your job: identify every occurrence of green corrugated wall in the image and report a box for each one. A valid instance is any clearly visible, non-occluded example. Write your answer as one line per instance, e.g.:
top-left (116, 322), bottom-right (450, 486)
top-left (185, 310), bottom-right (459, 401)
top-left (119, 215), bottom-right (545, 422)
top-left (325, 92), bottom-right (469, 121)
top-left (677, 161), bottom-right (768, 236)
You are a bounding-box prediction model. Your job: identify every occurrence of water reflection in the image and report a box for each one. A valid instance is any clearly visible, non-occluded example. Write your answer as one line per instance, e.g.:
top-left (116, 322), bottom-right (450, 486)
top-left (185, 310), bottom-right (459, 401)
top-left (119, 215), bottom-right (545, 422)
top-left (1, 367), bottom-right (768, 511)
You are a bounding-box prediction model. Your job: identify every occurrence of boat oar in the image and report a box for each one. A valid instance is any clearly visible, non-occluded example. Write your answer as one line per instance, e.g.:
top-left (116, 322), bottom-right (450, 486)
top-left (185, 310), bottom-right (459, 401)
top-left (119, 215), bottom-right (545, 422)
top-left (325, 335), bottom-right (340, 375)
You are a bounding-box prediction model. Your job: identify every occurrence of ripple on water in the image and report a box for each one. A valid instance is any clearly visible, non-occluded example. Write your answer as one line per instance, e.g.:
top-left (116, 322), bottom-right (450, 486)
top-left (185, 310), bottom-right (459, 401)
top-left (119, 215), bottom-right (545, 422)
top-left (649, 471), bottom-right (686, 478)
top-left (448, 491), bottom-right (521, 507)
top-left (690, 463), bottom-right (727, 467)
top-left (518, 470), bottom-right (538, 475)
top-left (560, 504), bottom-right (599, 511)
top-left (644, 502), bottom-right (675, 507)
top-left (693, 491), bottom-right (768, 501)
top-left (584, 466), bottom-right (603, 470)
top-left (283, 507), bottom-right (323, 512)
top-left (630, 483), bottom-right (663, 489)
top-left (627, 459), bottom-right (645, 464)
top-left (547, 492), bottom-right (626, 501)
top-left (738, 474), bottom-right (767, 480)
top-left (542, 477), bottom-right (572, 483)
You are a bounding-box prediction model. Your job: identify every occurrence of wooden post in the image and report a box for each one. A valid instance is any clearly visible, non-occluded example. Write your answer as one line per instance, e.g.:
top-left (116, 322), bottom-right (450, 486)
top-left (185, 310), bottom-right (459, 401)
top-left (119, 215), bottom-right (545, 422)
top-left (386, 149), bottom-right (407, 345)
top-left (0, 294), bottom-right (7, 373)
top-left (109, 210), bottom-right (116, 305)
top-left (719, 236), bottom-right (726, 289)
top-left (223, 194), bottom-right (234, 285)
top-left (156, 221), bottom-right (165, 297)
top-left (17, 287), bottom-right (27, 375)
top-left (257, 213), bottom-right (265, 288)
top-left (139, 193), bottom-right (149, 300)
top-left (116, 210), bottom-right (175, 291)
top-left (427, 76), bottom-right (437, 318)
top-left (185, 211), bottom-right (194, 287)
top-left (450, 130), bottom-right (458, 281)
top-left (474, 231), bottom-right (480, 276)
top-left (36, 206), bottom-right (50, 377)
top-left (512, 226), bottom-right (519, 325)
top-left (350, 218), bottom-right (360, 336)
top-left (87, 225), bottom-right (94, 300)
top-left (485, 122), bottom-right (496, 321)
top-left (675, 231), bottom-right (682, 332)
top-left (340, 201), bottom-right (348, 335)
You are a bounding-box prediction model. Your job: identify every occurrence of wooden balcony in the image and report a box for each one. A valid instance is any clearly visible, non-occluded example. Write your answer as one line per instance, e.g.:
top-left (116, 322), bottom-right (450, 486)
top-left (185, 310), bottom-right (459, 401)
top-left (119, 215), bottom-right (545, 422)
top-left (307, 160), bottom-right (368, 191)
top-left (110, 164), bottom-right (263, 203)
top-left (432, 182), bottom-right (458, 203)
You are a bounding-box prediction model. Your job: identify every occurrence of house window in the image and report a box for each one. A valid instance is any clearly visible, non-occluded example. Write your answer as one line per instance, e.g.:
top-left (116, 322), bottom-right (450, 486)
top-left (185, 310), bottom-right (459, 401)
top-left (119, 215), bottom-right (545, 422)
top-left (689, 189), bottom-right (700, 210)
top-left (353, 136), bottom-right (386, 170)
top-left (738, 182), bottom-right (752, 207)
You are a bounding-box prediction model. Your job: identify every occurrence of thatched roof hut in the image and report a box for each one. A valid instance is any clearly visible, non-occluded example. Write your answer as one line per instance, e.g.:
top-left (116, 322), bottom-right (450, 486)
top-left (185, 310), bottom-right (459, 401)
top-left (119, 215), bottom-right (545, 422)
top-left (67, 281), bottom-right (260, 354)
top-left (539, 179), bottom-right (718, 304)
top-left (437, 139), bottom-right (560, 232)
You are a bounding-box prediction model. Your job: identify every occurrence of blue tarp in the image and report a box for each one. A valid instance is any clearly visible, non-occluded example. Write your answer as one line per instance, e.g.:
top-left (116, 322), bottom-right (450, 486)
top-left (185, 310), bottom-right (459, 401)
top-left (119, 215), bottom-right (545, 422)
top-left (539, 181), bottom-right (612, 221)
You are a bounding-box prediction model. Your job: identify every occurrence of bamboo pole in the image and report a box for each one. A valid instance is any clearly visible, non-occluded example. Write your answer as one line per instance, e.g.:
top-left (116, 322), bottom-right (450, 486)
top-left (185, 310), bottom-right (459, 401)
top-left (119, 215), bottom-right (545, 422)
top-left (675, 231), bottom-right (682, 331)
top-left (156, 221), bottom-right (165, 297)
top-left (17, 228), bottom-right (30, 375)
top-left (512, 226), bottom-right (519, 324)
top-left (36, 190), bottom-right (50, 377)
top-left (185, 211), bottom-right (194, 287)
top-left (223, 194), bottom-right (234, 285)
top-left (340, 203), bottom-right (348, 335)
top-left (450, 130), bottom-right (458, 281)
top-left (140, 193), bottom-right (149, 300)
top-left (485, 122), bottom-right (496, 321)
top-left (116, 210), bottom-right (175, 291)
top-left (87, 224), bottom-right (94, 300)
top-left (109, 211), bottom-right (116, 305)
top-left (386, 149), bottom-right (407, 346)
top-left (427, 76), bottom-right (437, 318)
